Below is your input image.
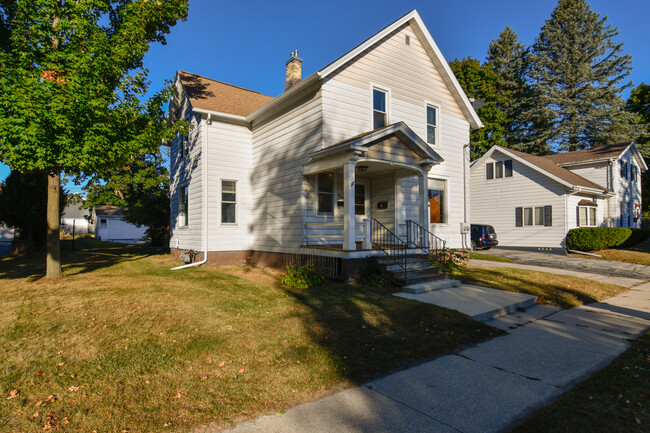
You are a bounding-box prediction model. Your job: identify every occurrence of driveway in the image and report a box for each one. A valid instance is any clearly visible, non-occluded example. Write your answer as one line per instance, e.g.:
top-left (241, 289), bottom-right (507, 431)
top-left (484, 247), bottom-right (650, 280)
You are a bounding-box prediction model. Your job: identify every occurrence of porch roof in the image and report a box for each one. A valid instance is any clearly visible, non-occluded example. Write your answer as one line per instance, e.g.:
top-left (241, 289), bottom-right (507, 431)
top-left (309, 122), bottom-right (443, 164)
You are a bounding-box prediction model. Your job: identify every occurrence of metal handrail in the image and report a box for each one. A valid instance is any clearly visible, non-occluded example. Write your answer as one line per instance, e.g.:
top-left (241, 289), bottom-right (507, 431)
top-left (370, 218), bottom-right (408, 280)
top-left (405, 219), bottom-right (447, 260)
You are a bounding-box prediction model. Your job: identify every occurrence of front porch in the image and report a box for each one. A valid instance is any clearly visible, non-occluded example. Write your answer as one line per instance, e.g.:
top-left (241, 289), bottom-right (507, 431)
top-left (301, 122), bottom-right (446, 254)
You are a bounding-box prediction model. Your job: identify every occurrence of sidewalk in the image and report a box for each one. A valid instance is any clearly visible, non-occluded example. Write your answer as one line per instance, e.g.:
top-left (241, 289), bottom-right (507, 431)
top-left (204, 281), bottom-right (650, 433)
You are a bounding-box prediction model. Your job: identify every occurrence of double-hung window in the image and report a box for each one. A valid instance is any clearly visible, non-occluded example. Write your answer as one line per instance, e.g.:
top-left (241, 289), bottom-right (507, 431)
top-left (486, 160), bottom-right (513, 180)
top-left (317, 172), bottom-right (334, 214)
top-left (221, 180), bottom-right (237, 224)
top-left (179, 185), bottom-right (188, 227)
top-left (426, 104), bottom-right (438, 145)
top-left (515, 206), bottom-right (552, 227)
top-left (577, 206), bottom-right (597, 227)
top-left (372, 88), bottom-right (387, 129)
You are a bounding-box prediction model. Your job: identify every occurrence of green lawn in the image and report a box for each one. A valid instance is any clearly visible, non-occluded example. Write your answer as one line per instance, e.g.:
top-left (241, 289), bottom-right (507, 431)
top-left (0, 239), bottom-right (501, 432)
top-left (511, 332), bottom-right (650, 433)
top-left (456, 266), bottom-right (628, 308)
top-left (469, 252), bottom-right (515, 263)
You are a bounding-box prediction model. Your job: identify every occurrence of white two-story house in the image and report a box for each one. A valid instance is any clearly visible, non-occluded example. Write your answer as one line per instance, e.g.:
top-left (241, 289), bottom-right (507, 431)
top-left (470, 143), bottom-right (646, 251)
top-left (168, 10), bottom-right (482, 279)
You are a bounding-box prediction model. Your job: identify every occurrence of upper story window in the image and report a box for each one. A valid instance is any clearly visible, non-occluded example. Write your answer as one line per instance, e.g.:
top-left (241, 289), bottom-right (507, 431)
top-left (221, 180), bottom-right (237, 224)
top-left (620, 160), bottom-right (628, 179)
top-left (372, 88), bottom-right (387, 129)
top-left (317, 172), bottom-right (334, 214)
top-left (178, 131), bottom-right (189, 158)
top-left (426, 105), bottom-right (438, 145)
top-left (486, 160), bottom-right (513, 180)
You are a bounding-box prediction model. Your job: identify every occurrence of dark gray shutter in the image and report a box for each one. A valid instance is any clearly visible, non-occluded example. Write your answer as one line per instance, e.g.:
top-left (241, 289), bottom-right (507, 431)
top-left (576, 207), bottom-right (580, 226)
top-left (544, 205), bottom-right (552, 226)
top-left (515, 207), bottom-right (523, 227)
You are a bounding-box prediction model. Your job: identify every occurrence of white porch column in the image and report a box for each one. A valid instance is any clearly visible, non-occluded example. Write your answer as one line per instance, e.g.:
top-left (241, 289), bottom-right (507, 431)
top-left (343, 160), bottom-right (356, 250)
top-left (418, 173), bottom-right (429, 248)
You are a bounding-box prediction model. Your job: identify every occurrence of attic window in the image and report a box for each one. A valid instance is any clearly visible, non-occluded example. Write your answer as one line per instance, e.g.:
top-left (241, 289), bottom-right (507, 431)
top-left (405, 35), bottom-right (410, 45)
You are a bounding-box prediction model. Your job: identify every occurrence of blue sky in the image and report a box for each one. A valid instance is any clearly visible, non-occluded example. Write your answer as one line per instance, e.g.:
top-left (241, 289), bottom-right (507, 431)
top-left (2, 0), bottom-right (648, 190)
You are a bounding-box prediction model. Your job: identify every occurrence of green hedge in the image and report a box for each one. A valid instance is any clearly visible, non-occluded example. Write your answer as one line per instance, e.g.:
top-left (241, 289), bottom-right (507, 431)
top-left (566, 227), bottom-right (631, 251)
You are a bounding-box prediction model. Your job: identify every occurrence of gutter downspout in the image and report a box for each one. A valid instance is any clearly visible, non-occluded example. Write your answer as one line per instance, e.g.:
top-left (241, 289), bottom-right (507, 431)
top-left (462, 143), bottom-right (470, 249)
top-left (171, 112), bottom-right (210, 270)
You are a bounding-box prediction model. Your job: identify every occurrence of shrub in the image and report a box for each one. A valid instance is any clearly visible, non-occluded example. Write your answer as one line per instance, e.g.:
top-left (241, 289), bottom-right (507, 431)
top-left (566, 227), bottom-right (631, 251)
top-left (620, 228), bottom-right (650, 248)
top-left (429, 249), bottom-right (469, 276)
top-left (281, 266), bottom-right (324, 289)
top-left (358, 257), bottom-right (386, 288)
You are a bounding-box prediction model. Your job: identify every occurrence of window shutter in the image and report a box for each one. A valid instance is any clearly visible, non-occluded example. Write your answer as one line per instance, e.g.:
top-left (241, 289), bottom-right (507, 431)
top-left (544, 205), bottom-right (552, 226)
top-left (576, 207), bottom-right (580, 227)
top-left (515, 207), bottom-right (522, 227)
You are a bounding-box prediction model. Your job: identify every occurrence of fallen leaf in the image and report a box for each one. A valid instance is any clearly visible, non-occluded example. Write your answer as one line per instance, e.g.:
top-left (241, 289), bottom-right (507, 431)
top-left (57, 363), bottom-right (64, 367)
top-left (636, 417), bottom-right (641, 424)
top-left (35, 372), bottom-right (42, 376)
top-left (6, 390), bottom-right (18, 399)
top-left (172, 392), bottom-right (182, 399)
top-left (238, 368), bottom-right (245, 374)
top-left (33, 411), bottom-right (39, 418)
top-left (68, 386), bottom-right (79, 392)
top-left (44, 396), bottom-right (55, 403)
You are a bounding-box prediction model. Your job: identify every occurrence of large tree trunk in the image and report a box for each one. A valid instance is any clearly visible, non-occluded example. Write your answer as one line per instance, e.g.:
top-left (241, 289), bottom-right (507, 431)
top-left (46, 172), bottom-right (62, 278)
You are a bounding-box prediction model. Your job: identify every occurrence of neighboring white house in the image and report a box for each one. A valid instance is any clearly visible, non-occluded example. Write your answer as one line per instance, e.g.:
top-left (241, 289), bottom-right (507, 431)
top-left (92, 205), bottom-right (147, 244)
top-left (470, 143), bottom-right (646, 250)
top-left (61, 203), bottom-right (92, 236)
top-left (168, 10), bottom-right (483, 278)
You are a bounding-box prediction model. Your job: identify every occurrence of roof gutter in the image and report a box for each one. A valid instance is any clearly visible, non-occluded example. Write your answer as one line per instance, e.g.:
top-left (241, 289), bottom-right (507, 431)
top-left (192, 107), bottom-right (248, 127)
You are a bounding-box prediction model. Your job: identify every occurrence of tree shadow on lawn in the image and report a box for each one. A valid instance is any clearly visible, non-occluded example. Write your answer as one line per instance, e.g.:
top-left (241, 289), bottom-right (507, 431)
top-left (283, 282), bottom-right (502, 385)
top-left (0, 238), bottom-right (158, 280)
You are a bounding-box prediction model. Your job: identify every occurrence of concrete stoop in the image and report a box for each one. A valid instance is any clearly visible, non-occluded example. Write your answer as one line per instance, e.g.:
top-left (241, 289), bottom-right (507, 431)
top-left (402, 278), bottom-right (461, 294)
top-left (395, 284), bottom-right (538, 321)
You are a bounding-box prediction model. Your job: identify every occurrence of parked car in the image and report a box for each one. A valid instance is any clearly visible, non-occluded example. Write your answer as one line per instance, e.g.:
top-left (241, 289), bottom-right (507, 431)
top-left (470, 224), bottom-right (498, 250)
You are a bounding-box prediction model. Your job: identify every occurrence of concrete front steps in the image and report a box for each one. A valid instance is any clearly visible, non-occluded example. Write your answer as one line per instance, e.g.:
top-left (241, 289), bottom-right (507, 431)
top-left (377, 253), bottom-right (447, 287)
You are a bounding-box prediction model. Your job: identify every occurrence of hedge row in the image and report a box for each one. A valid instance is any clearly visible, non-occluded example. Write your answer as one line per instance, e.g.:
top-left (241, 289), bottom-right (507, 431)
top-left (566, 227), bottom-right (650, 251)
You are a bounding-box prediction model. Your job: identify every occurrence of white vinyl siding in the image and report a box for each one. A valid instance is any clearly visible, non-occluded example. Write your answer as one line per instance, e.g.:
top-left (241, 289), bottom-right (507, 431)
top-left (471, 151), bottom-right (567, 248)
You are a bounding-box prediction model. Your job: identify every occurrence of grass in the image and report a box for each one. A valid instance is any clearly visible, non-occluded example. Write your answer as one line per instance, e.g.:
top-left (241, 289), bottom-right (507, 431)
top-left (469, 252), bottom-right (514, 263)
top-left (593, 249), bottom-right (650, 266)
top-left (455, 266), bottom-right (628, 308)
top-left (0, 239), bottom-right (501, 432)
top-left (510, 332), bottom-right (650, 433)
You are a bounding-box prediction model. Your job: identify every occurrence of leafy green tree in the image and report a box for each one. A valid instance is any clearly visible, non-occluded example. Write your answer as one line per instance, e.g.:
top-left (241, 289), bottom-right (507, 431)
top-left (84, 148), bottom-right (170, 247)
top-left (525, 0), bottom-right (636, 152)
top-left (486, 27), bottom-right (530, 150)
top-left (0, 1), bottom-right (188, 277)
top-left (449, 57), bottom-right (507, 159)
top-left (0, 171), bottom-right (66, 251)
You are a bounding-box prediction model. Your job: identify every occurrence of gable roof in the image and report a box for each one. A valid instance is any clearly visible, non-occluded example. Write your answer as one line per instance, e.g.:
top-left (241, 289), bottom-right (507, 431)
top-left (177, 71), bottom-right (274, 117)
top-left (541, 143), bottom-right (646, 168)
top-left (310, 121), bottom-right (443, 163)
top-left (472, 145), bottom-right (611, 195)
top-left (172, 11), bottom-right (483, 129)
top-left (315, 10), bottom-right (482, 130)
top-left (93, 205), bottom-right (126, 217)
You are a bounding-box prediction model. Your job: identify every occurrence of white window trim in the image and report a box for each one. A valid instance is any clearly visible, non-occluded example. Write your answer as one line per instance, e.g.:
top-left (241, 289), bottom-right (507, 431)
top-left (427, 175), bottom-right (449, 226)
top-left (424, 100), bottom-right (441, 146)
top-left (369, 82), bottom-right (391, 130)
top-left (517, 205), bottom-right (551, 227)
top-left (486, 159), bottom-right (513, 181)
top-left (220, 179), bottom-right (238, 226)
top-left (577, 205), bottom-right (597, 227)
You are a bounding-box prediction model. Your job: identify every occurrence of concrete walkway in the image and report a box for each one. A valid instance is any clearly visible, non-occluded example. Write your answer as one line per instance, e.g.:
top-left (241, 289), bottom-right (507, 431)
top-left (207, 281), bottom-right (650, 433)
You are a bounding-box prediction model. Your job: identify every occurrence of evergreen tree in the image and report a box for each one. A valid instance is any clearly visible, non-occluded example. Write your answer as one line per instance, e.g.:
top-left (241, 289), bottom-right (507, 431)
top-left (626, 83), bottom-right (650, 216)
top-left (486, 27), bottom-right (530, 149)
top-left (449, 57), bottom-right (507, 160)
top-left (526, 0), bottom-right (636, 152)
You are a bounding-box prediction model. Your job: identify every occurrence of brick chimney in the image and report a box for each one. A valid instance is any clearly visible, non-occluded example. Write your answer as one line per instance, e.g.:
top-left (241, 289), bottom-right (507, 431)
top-left (285, 50), bottom-right (302, 91)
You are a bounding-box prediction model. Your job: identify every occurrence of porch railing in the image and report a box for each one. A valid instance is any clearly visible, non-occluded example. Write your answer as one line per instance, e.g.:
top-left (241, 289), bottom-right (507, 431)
top-left (370, 218), bottom-right (408, 280)
top-left (405, 219), bottom-right (447, 266)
